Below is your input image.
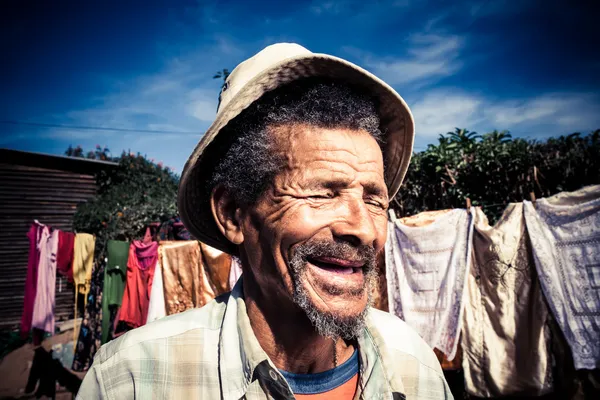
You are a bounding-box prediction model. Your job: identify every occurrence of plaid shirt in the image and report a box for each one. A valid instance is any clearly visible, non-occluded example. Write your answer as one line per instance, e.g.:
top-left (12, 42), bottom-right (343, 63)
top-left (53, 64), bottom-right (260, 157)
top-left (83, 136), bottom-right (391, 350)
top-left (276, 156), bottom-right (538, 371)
top-left (77, 279), bottom-right (452, 399)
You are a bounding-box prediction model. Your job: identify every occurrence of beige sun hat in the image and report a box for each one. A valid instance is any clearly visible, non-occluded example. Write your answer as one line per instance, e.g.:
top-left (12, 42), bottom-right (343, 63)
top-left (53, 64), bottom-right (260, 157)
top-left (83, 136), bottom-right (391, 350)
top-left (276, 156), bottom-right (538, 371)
top-left (178, 43), bottom-right (415, 255)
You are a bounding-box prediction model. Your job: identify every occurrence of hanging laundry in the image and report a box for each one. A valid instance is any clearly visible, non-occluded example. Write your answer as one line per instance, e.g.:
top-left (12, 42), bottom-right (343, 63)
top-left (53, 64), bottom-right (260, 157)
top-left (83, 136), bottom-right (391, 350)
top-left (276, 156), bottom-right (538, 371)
top-left (101, 240), bottom-right (129, 344)
top-left (385, 208), bottom-right (473, 360)
top-left (160, 241), bottom-right (203, 315)
top-left (117, 241), bottom-right (158, 329)
top-left (199, 241), bottom-right (232, 295)
top-left (31, 227), bottom-right (59, 334)
top-left (394, 210), bottom-right (462, 367)
top-left (72, 256), bottom-right (105, 372)
top-left (72, 233), bottom-right (96, 318)
top-left (56, 230), bottom-right (75, 282)
top-left (157, 217), bottom-right (191, 241)
top-left (158, 241), bottom-right (232, 316)
top-left (434, 346), bottom-right (462, 371)
top-left (462, 204), bottom-right (553, 397)
top-left (228, 256), bottom-right (243, 290)
top-left (524, 185), bottom-right (600, 370)
top-left (146, 257), bottom-right (166, 323)
top-left (548, 315), bottom-right (600, 399)
top-left (398, 209), bottom-right (458, 227)
top-left (21, 221), bottom-right (44, 338)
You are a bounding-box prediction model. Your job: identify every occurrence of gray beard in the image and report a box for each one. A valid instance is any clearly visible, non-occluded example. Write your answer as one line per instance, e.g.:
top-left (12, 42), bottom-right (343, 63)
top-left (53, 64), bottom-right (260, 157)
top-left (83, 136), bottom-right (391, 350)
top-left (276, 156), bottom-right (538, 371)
top-left (288, 239), bottom-right (379, 340)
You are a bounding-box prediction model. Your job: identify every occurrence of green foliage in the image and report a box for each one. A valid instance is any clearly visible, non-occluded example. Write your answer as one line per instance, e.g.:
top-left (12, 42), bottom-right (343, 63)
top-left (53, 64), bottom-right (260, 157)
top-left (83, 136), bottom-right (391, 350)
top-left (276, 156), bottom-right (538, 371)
top-left (213, 68), bottom-right (230, 90)
top-left (72, 150), bottom-right (179, 251)
top-left (65, 144), bottom-right (112, 160)
top-left (394, 129), bottom-right (600, 223)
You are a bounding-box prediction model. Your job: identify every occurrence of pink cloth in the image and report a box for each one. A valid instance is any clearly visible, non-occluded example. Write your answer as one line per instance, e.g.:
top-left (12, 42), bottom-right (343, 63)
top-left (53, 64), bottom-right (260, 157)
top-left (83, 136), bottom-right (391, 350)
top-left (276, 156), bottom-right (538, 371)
top-left (228, 257), bottom-right (243, 289)
top-left (133, 240), bottom-right (159, 270)
top-left (20, 222), bottom-right (42, 338)
top-left (31, 227), bottom-right (59, 334)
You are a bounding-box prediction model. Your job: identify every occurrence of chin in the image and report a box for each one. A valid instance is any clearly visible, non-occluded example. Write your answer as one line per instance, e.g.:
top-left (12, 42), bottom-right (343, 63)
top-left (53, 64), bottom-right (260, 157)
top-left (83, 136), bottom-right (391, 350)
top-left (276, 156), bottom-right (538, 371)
top-left (285, 238), bottom-right (378, 339)
top-left (293, 277), bottom-right (372, 340)
top-left (317, 286), bottom-right (370, 316)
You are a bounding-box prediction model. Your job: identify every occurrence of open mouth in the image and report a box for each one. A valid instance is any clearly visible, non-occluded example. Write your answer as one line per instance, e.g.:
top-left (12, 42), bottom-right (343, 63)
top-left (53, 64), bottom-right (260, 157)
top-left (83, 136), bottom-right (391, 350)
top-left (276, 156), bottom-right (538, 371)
top-left (307, 256), bottom-right (364, 275)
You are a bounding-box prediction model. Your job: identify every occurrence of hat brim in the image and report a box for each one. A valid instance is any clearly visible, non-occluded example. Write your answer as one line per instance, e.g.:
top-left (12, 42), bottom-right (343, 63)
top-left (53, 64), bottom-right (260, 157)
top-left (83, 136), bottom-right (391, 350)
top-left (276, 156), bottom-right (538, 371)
top-left (178, 53), bottom-right (415, 255)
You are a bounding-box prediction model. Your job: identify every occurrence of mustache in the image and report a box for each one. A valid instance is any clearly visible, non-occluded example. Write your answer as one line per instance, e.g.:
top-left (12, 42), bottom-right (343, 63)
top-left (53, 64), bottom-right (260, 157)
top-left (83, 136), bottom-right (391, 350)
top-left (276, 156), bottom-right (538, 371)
top-left (292, 239), bottom-right (377, 270)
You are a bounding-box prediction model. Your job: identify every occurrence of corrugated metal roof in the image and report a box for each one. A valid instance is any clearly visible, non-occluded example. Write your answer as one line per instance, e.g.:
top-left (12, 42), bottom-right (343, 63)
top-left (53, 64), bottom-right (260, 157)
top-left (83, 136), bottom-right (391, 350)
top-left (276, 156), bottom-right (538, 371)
top-left (0, 148), bottom-right (118, 175)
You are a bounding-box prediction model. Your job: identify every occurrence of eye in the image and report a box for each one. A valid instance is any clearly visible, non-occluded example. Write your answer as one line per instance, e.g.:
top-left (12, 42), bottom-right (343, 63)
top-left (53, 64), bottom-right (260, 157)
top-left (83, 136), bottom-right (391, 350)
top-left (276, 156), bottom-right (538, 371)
top-left (365, 198), bottom-right (386, 209)
top-left (309, 192), bottom-right (334, 199)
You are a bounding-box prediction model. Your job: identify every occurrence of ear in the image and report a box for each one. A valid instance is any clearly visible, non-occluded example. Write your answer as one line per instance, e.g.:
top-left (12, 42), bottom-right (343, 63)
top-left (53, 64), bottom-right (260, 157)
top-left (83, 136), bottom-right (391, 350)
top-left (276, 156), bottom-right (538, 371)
top-left (210, 185), bottom-right (244, 245)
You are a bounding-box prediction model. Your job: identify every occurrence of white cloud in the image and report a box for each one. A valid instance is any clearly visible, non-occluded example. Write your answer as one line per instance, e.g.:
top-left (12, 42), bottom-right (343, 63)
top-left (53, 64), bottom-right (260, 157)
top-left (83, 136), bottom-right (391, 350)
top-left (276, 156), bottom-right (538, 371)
top-left (346, 33), bottom-right (463, 87)
top-left (484, 94), bottom-right (599, 128)
top-left (411, 91), bottom-right (483, 139)
top-left (408, 90), bottom-right (600, 141)
top-left (48, 37), bottom-right (239, 142)
top-left (188, 98), bottom-right (217, 122)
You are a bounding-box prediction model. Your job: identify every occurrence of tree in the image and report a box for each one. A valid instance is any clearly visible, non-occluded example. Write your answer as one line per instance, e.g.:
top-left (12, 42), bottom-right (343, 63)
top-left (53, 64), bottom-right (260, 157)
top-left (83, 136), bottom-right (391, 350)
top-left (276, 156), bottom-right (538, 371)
top-left (70, 149), bottom-right (179, 253)
top-left (65, 144), bottom-right (111, 160)
top-left (482, 130), bottom-right (512, 144)
top-left (447, 128), bottom-right (481, 148)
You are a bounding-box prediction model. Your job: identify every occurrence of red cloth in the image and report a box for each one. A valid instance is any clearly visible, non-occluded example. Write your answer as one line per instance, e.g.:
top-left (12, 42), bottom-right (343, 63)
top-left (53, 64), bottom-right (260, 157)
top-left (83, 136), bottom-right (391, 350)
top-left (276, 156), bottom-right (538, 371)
top-left (117, 241), bottom-right (158, 329)
top-left (56, 230), bottom-right (75, 282)
top-left (20, 223), bottom-right (41, 338)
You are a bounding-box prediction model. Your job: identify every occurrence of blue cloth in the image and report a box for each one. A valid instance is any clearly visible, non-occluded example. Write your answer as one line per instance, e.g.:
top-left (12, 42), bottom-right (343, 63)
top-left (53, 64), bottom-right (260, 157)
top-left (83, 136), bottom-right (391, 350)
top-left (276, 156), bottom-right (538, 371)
top-left (279, 349), bottom-right (359, 394)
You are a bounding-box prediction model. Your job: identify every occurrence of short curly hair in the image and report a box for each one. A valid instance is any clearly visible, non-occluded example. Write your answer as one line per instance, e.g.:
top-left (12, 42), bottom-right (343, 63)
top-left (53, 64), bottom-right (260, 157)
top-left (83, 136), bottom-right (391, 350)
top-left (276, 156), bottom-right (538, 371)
top-left (209, 78), bottom-right (384, 206)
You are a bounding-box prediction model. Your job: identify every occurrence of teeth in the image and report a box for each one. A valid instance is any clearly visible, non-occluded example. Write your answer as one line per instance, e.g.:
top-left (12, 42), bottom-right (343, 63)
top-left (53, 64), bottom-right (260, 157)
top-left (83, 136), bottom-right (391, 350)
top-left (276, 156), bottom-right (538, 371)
top-left (308, 259), bottom-right (357, 274)
top-left (326, 266), bottom-right (353, 274)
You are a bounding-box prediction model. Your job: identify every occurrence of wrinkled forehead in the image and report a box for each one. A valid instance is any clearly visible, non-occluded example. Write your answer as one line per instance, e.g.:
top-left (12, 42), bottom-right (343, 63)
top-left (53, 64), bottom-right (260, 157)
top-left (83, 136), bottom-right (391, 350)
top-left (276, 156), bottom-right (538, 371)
top-left (270, 123), bottom-right (386, 175)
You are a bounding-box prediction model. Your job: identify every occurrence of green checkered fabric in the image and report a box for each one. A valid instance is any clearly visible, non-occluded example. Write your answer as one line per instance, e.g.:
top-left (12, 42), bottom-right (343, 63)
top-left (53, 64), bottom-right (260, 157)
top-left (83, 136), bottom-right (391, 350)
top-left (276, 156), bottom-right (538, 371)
top-left (77, 279), bottom-right (452, 399)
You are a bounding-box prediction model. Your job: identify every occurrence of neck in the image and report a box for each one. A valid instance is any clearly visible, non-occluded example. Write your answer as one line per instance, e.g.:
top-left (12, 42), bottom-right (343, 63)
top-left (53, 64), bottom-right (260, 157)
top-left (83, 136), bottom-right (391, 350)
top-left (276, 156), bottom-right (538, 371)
top-left (242, 271), bottom-right (355, 374)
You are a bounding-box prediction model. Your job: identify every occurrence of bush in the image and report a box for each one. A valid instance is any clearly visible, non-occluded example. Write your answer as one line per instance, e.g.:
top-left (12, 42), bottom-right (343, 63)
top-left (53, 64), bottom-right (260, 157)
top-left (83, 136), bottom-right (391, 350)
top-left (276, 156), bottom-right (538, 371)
top-left (72, 151), bottom-right (179, 250)
top-left (394, 129), bottom-right (600, 222)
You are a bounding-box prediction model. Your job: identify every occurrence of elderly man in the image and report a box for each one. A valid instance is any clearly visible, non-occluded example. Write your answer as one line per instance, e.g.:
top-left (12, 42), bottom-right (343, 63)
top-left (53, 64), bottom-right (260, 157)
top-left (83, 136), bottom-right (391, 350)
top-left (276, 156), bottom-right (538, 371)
top-left (78, 43), bottom-right (452, 399)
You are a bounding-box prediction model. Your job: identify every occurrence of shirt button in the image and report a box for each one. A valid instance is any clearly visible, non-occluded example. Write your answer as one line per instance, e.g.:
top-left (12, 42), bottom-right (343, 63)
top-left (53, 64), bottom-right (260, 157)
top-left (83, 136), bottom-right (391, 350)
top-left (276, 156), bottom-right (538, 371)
top-left (269, 369), bottom-right (278, 381)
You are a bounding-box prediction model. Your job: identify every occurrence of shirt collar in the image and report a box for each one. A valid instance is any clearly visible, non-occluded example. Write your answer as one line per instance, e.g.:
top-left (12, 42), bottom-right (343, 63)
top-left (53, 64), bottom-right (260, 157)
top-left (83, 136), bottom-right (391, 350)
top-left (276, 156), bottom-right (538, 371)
top-left (218, 277), bottom-right (405, 399)
top-left (358, 317), bottom-right (406, 399)
top-left (219, 277), bottom-right (293, 399)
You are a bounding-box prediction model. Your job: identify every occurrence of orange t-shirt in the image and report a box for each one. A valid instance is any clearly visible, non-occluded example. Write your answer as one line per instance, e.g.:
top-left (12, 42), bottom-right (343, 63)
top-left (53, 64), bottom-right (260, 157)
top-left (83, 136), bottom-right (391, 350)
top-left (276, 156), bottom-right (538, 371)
top-left (294, 373), bottom-right (358, 399)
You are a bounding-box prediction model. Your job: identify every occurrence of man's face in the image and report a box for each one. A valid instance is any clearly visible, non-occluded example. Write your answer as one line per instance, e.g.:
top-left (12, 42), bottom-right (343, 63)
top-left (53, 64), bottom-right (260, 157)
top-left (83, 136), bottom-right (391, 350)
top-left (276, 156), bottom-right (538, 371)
top-left (239, 124), bottom-right (388, 339)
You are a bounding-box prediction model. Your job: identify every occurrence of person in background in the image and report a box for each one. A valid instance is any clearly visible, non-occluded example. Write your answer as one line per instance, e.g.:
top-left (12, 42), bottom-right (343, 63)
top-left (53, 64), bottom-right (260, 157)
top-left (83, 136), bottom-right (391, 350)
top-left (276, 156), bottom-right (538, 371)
top-left (77, 43), bottom-right (452, 399)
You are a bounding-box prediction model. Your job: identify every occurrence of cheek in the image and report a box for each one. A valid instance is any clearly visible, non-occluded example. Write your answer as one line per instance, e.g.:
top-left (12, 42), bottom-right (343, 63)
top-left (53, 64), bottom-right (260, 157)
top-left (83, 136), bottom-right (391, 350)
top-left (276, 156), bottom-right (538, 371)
top-left (276, 203), bottom-right (335, 252)
top-left (374, 216), bottom-right (388, 251)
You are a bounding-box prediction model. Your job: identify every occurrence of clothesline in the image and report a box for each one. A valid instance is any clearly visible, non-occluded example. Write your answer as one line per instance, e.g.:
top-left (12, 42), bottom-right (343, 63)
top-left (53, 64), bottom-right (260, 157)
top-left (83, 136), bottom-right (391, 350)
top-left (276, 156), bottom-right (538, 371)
top-left (478, 202), bottom-right (510, 208)
top-left (386, 184), bottom-right (600, 397)
top-left (71, 237), bottom-right (243, 371)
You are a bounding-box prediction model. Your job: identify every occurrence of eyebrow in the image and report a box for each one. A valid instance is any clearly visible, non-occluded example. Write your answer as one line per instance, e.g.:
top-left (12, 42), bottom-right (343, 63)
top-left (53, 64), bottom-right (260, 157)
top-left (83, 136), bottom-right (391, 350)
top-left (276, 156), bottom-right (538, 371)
top-left (362, 182), bottom-right (388, 199)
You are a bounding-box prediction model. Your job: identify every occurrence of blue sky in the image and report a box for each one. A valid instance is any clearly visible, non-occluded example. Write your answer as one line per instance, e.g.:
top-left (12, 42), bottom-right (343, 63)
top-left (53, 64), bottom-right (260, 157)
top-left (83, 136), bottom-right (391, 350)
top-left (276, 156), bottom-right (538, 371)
top-left (2, 0), bottom-right (599, 173)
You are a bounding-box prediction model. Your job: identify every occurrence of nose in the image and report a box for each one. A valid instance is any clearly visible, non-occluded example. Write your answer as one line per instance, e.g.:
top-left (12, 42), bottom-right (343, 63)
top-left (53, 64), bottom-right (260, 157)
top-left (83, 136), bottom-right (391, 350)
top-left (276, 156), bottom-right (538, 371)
top-left (330, 196), bottom-right (378, 248)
